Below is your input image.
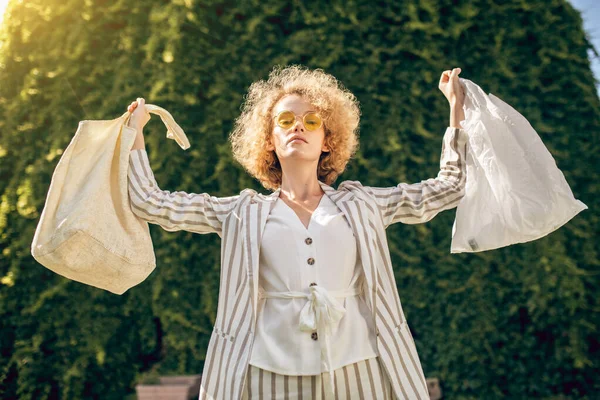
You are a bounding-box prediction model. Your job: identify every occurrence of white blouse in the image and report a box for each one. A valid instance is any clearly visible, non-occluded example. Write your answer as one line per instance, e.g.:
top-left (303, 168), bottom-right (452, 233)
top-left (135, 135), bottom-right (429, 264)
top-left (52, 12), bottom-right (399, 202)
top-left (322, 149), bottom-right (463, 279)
top-left (248, 193), bottom-right (379, 376)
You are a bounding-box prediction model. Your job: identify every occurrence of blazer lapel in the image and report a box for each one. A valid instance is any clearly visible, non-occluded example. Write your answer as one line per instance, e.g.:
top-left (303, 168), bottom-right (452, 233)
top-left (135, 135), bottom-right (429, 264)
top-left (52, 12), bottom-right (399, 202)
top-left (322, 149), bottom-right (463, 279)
top-left (322, 181), bottom-right (378, 323)
top-left (243, 188), bottom-right (280, 324)
top-left (319, 181), bottom-right (378, 322)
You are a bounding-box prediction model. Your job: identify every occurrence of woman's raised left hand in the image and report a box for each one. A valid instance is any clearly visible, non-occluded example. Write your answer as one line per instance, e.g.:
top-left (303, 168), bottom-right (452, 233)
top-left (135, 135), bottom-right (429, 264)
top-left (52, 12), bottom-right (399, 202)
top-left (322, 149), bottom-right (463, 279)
top-left (439, 68), bottom-right (465, 107)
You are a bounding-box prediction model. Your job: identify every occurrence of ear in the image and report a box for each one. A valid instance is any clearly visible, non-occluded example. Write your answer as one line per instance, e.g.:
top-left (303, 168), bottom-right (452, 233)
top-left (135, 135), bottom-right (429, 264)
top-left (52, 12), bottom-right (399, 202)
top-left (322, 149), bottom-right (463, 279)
top-left (321, 130), bottom-right (330, 153)
top-left (266, 139), bottom-right (275, 151)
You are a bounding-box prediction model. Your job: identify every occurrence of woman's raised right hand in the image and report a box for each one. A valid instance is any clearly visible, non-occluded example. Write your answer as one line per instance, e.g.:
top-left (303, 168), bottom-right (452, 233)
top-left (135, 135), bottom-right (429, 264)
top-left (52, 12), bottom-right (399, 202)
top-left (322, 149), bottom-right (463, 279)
top-left (126, 97), bottom-right (151, 131)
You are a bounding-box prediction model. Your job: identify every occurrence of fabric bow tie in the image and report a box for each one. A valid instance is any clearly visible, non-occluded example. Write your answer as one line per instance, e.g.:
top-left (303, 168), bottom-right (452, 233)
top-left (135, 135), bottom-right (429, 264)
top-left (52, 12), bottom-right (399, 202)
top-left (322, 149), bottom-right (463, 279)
top-left (298, 284), bottom-right (347, 334)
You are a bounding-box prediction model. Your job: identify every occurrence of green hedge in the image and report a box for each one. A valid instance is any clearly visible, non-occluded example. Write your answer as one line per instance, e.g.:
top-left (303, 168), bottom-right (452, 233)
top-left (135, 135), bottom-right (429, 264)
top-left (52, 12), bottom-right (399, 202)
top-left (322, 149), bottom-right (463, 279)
top-left (0, 0), bottom-right (597, 398)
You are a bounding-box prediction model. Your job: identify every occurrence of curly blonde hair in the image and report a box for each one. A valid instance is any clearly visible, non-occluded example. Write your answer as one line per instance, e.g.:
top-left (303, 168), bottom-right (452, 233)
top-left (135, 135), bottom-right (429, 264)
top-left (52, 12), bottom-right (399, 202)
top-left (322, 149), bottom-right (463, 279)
top-left (229, 64), bottom-right (361, 191)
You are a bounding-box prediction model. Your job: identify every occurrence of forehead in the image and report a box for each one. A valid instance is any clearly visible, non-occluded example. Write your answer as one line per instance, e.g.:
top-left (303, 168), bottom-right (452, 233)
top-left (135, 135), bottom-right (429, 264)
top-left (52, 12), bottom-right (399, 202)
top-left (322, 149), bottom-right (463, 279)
top-left (273, 94), bottom-right (315, 114)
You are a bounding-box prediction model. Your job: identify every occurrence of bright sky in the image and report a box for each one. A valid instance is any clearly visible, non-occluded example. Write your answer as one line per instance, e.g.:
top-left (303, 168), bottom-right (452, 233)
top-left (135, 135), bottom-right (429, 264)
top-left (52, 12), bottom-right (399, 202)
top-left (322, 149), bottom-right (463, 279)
top-left (568, 0), bottom-right (600, 96)
top-left (0, 0), bottom-right (8, 26)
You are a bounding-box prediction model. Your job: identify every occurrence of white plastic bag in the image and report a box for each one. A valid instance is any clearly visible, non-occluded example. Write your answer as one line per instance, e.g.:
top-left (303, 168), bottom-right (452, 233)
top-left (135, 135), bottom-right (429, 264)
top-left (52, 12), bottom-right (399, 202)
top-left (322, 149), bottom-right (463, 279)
top-left (450, 78), bottom-right (588, 253)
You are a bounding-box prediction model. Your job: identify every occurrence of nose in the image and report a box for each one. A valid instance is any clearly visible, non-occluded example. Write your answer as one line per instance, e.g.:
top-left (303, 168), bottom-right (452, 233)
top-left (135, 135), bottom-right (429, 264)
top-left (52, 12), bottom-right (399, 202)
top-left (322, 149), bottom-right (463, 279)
top-left (291, 116), bottom-right (305, 131)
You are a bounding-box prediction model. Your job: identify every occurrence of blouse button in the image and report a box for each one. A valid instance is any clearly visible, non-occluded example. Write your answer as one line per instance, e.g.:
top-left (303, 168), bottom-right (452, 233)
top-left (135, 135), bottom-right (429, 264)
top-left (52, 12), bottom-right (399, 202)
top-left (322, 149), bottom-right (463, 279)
top-left (307, 257), bottom-right (315, 265)
top-left (311, 332), bottom-right (318, 340)
top-left (305, 237), bottom-right (313, 245)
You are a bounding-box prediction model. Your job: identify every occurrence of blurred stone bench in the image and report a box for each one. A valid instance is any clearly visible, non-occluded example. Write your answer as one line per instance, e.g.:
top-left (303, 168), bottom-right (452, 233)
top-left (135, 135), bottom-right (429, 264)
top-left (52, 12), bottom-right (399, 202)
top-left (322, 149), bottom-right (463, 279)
top-left (136, 375), bottom-right (201, 400)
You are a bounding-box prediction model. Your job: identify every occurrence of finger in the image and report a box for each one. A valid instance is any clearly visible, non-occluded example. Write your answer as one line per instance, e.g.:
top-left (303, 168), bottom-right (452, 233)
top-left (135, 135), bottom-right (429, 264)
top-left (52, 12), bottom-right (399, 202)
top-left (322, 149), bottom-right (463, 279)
top-left (439, 70), bottom-right (452, 85)
top-left (451, 68), bottom-right (462, 80)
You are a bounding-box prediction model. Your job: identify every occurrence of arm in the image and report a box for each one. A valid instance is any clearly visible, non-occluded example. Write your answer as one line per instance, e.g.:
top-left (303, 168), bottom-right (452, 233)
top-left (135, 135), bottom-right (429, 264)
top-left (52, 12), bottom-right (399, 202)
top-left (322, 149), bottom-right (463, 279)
top-left (131, 124), bottom-right (146, 150)
top-left (127, 147), bottom-right (239, 236)
top-left (362, 125), bottom-right (468, 228)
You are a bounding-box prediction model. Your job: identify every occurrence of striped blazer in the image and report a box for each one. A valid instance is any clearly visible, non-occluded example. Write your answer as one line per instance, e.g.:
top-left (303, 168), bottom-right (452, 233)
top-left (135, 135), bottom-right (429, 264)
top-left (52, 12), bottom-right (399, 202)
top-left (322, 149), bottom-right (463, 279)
top-left (127, 126), bottom-right (469, 400)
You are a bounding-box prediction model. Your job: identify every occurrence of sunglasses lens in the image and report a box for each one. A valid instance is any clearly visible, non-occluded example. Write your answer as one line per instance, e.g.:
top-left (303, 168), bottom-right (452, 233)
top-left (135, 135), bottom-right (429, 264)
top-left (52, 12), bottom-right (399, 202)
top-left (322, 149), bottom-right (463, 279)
top-left (304, 112), bottom-right (322, 131)
top-left (275, 111), bottom-right (323, 131)
top-left (276, 111), bottom-right (296, 129)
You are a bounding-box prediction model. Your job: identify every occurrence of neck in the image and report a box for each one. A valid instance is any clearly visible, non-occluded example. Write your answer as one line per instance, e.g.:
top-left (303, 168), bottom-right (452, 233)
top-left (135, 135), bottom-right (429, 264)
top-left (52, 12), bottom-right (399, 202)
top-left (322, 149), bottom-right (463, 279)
top-left (279, 161), bottom-right (323, 202)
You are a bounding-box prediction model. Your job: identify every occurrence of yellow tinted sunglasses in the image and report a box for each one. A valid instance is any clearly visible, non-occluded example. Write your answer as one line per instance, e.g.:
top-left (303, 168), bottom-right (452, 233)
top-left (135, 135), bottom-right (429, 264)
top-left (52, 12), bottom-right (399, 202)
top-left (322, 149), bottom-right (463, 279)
top-left (272, 110), bottom-right (323, 131)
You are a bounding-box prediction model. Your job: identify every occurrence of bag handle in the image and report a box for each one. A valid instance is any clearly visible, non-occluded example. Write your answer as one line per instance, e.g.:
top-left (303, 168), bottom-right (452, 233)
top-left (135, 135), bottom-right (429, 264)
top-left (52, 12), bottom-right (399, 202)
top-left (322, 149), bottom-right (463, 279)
top-left (122, 104), bottom-right (191, 150)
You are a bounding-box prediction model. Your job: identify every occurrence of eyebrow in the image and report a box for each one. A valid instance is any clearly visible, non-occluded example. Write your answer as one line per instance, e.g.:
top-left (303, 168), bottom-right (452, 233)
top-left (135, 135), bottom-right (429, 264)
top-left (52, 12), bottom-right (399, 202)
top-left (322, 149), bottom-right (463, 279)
top-left (275, 109), bottom-right (317, 114)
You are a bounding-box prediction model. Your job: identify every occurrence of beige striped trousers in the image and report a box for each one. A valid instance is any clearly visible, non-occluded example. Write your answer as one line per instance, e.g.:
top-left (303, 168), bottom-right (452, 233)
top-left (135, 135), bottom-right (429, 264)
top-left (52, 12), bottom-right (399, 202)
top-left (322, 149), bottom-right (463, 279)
top-left (241, 356), bottom-right (394, 399)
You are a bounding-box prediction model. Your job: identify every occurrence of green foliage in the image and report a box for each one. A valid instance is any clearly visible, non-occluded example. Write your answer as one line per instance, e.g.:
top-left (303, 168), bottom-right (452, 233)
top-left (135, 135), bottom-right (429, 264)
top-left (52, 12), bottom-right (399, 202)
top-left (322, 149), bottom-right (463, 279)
top-left (0, 0), bottom-right (598, 398)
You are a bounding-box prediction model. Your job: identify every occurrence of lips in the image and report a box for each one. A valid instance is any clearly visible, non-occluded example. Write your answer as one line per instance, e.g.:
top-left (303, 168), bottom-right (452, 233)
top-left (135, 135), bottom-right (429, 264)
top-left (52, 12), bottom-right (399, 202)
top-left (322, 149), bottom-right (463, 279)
top-left (287, 135), bottom-right (307, 144)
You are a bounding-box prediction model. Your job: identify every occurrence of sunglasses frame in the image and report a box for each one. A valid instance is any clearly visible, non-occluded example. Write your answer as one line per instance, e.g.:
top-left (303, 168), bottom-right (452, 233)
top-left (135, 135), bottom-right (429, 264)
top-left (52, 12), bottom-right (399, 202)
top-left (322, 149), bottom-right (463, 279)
top-left (272, 110), bottom-right (324, 132)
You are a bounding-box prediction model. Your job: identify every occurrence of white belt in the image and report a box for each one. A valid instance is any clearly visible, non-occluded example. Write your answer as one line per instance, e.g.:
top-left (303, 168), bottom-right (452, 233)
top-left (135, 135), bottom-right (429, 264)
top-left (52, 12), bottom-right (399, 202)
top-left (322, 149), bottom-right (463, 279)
top-left (258, 283), bottom-right (362, 400)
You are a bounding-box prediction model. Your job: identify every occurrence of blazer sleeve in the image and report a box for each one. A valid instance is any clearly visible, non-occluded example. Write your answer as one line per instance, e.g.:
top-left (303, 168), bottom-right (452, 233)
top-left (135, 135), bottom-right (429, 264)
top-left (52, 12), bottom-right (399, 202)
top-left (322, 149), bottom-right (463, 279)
top-left (361, 126), bottom-right (469, 228)
top-left (127, 149), bottom-right (239, 236)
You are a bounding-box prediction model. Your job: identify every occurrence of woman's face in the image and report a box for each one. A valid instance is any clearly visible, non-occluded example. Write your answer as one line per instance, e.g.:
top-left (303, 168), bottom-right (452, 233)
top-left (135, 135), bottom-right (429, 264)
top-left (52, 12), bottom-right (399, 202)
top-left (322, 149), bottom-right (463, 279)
top-left (267, 94), bottom-right (329, 163)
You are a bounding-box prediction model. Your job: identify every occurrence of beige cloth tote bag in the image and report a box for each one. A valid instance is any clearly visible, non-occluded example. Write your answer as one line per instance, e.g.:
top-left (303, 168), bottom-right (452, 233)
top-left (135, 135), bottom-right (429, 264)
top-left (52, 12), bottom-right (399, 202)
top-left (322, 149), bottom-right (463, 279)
top-left (31, 104), bottom-right (190, 295)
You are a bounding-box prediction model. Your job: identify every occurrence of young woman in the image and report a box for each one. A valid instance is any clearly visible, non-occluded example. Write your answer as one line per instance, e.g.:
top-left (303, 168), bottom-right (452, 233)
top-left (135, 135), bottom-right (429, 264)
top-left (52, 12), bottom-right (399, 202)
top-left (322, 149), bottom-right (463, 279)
top-left (125, 65), bottom-right (467, 400)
